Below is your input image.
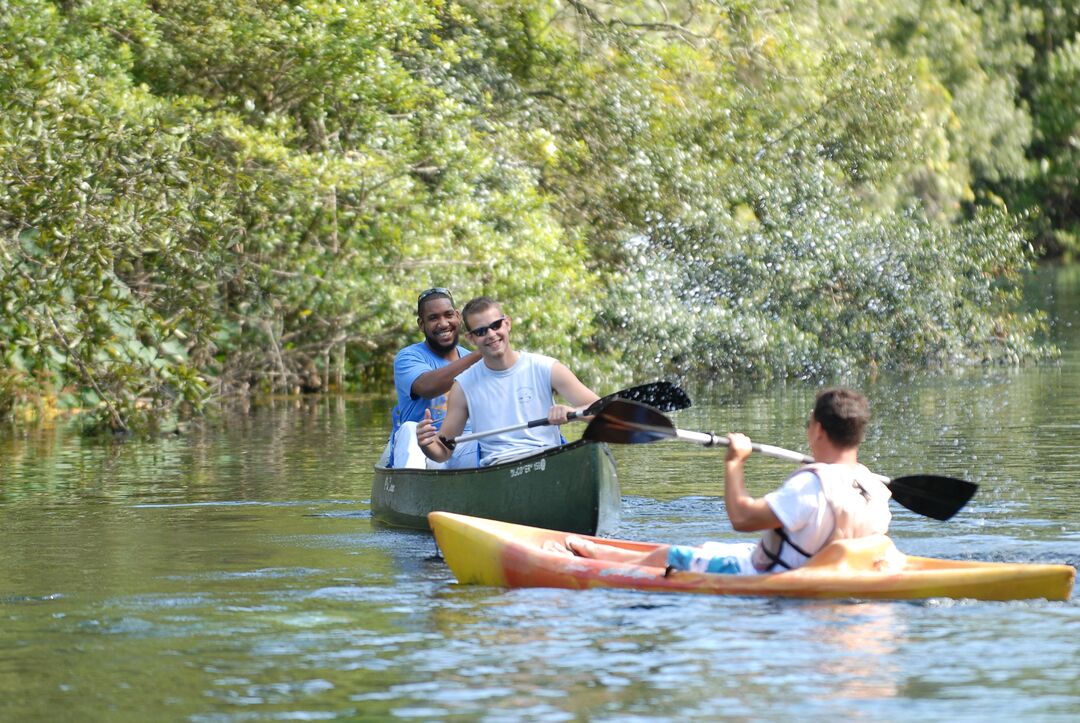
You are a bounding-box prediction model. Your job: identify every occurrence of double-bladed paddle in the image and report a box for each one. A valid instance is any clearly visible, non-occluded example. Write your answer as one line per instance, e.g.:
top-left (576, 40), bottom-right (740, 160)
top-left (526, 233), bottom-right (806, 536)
top-left (582, 399), bottom-right (977, 521)
top-left (446, 381), bottom-right (691, 446)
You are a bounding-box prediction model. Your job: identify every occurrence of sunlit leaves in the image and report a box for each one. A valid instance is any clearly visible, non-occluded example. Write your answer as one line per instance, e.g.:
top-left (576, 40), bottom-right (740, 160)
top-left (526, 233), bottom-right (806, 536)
top-left (0, 0), bottom-right (1059, 432)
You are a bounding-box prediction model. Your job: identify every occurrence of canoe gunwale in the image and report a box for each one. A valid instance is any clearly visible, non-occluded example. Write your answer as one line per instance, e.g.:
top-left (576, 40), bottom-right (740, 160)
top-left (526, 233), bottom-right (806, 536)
top-left (374, 438), bottom-right (597, 475)
top-left (372, 439), bottom-right (620, 534)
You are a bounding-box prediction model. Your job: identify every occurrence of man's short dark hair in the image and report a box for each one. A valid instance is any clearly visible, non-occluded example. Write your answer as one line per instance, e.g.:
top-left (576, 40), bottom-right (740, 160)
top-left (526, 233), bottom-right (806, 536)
top-left (812, 387), bottom-right (870, 448)
top-left (461, 296), bottom-right (502, 331)
top-left (417, 287), bottom-right (454, 318)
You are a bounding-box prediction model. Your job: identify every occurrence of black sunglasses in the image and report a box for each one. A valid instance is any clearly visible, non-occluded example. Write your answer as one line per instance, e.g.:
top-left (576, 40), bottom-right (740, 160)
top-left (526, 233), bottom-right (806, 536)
top-left (468, 317), bottom-right (507, 337)
top-left (418, 287), bottom-right (453, 305)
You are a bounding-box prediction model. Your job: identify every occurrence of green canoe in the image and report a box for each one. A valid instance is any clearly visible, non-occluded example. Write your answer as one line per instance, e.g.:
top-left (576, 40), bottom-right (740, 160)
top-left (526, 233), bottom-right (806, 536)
top-left (371, 439), bottom-right (621, 535)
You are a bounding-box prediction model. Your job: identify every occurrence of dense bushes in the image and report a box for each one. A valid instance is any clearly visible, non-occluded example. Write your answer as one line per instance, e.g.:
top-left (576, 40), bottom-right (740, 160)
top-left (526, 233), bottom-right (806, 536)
top-left (0, 0), bottom-right (1070, 431)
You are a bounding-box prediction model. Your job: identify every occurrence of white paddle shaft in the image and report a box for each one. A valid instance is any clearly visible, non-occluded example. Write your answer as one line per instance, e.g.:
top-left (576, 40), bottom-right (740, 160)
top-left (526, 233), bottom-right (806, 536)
top-left (673, 428), bottom-right (894, 484)
top-left (674, 428), bottom-right (813, 464)
top-left (452, 412), bottom-right (582, 444)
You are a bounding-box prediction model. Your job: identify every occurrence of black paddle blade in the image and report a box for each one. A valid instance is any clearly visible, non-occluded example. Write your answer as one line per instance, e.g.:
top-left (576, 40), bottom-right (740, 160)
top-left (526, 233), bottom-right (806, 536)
top-left (584, 381), bottom-right (691, 417)
top-left (582, 399), bottom-right (677, 444)
top-left (886, 474), bottom-right (978, 521)
top-left (612, 381), bottom-right (691, 413)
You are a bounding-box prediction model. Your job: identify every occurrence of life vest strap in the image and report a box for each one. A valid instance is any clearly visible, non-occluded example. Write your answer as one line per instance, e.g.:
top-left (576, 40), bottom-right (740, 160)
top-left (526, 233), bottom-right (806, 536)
top-left (757, 527), bottom-right (814, 572)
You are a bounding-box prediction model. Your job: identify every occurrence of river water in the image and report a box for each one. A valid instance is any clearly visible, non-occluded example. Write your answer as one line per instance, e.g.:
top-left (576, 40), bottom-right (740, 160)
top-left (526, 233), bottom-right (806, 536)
top-left (2, 266), bottom-right (1079, 722)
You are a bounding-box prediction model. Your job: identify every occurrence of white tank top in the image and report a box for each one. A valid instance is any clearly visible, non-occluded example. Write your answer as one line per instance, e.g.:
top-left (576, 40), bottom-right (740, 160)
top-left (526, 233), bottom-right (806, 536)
top-left (455, 352), bottom-right (560, 465)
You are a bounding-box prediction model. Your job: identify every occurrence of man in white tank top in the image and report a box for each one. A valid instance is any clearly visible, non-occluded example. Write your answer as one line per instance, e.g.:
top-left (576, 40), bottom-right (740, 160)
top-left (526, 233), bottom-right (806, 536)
top-left (416, 297), bottom-right (600, 467)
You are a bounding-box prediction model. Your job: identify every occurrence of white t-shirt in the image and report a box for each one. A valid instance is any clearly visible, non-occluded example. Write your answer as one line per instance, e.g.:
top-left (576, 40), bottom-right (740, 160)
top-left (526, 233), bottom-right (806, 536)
top-left (762, 470), bottom-right (835, 570)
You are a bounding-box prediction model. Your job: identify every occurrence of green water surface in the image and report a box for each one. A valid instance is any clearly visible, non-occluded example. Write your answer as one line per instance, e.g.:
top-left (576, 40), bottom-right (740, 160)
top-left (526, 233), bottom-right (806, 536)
top-left (2, 266), bottom-right (1079, 722)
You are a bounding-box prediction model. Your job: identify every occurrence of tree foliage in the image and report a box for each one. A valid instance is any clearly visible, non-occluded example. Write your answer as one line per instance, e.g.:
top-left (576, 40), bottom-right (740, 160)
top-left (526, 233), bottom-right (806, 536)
top-left (0, 0), bottom-right (1063, 431)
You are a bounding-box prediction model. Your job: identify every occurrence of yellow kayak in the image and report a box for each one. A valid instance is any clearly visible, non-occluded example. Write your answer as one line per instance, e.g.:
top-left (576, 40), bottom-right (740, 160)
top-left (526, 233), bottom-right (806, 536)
top-left (429, 511), bottom-right (1075, 602)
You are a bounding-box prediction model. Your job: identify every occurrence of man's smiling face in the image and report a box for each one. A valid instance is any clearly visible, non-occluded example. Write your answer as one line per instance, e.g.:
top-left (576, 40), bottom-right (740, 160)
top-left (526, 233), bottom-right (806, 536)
top-left (419, 297), bottom-right (462, 355)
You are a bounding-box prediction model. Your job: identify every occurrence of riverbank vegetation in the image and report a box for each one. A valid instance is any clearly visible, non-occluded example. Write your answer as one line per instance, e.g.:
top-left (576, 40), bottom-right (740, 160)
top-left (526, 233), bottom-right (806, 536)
top-left (2, 0), bottom-right (1076, 432)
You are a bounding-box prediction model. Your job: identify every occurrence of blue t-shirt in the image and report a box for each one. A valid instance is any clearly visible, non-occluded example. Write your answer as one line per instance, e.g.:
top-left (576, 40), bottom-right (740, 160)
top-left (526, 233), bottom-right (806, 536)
top-left (391, 341), bottom-right (472, 436)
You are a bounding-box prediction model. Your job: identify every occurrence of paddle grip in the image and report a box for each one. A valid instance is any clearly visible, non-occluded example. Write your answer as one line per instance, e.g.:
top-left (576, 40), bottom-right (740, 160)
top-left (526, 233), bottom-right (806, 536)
top-left (526, 411), bottom-right (581, 428)
top-left (716, 436), bottom-right (816, 464)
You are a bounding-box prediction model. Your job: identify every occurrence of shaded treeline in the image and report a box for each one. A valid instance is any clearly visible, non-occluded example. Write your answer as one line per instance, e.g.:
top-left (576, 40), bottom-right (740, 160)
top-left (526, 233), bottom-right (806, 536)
top-left (1, 0), bottom-right (1075, 432)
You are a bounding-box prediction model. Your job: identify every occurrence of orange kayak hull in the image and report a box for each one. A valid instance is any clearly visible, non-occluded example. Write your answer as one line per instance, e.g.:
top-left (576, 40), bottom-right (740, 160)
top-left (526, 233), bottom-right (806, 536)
top-left (429, 511), bottom-right (1075, 602)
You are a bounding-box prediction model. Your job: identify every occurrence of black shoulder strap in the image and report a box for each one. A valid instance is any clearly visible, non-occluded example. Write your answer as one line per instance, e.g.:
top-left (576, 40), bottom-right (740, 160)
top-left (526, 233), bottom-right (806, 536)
top-left (759, 528), bottom-right (815, 572)
top-left (776, 527), bottom-right (814, 560)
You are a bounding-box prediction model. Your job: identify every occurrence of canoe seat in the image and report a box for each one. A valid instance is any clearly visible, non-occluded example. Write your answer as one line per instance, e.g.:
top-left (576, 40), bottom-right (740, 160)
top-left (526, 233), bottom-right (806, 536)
top-left (801, 535), bottom-right (907, 573)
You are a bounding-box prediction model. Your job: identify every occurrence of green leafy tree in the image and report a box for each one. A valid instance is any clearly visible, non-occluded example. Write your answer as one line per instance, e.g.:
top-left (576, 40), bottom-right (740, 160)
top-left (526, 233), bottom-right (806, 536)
top-left (0, 0), bottom-right (1057, 432)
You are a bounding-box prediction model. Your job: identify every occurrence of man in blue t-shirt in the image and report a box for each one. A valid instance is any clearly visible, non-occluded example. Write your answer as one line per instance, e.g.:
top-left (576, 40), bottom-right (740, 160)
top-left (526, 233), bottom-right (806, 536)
top-left (383, 287), bottom-right (482, 468)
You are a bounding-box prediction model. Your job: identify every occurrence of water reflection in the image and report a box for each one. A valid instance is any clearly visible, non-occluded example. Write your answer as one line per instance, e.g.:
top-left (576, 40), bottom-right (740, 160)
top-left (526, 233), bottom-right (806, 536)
top-left (1, 267), bottom-right (1079, 721)
top-left (801, 602), bottom-right (903, 703)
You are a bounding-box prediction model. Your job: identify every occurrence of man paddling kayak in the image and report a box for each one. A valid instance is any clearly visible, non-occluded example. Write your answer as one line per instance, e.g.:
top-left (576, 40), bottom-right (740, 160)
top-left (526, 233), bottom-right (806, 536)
top-left (416, 296), bottom-right (600, 467)
top-left (557, 387), bottom-right (892, 574)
